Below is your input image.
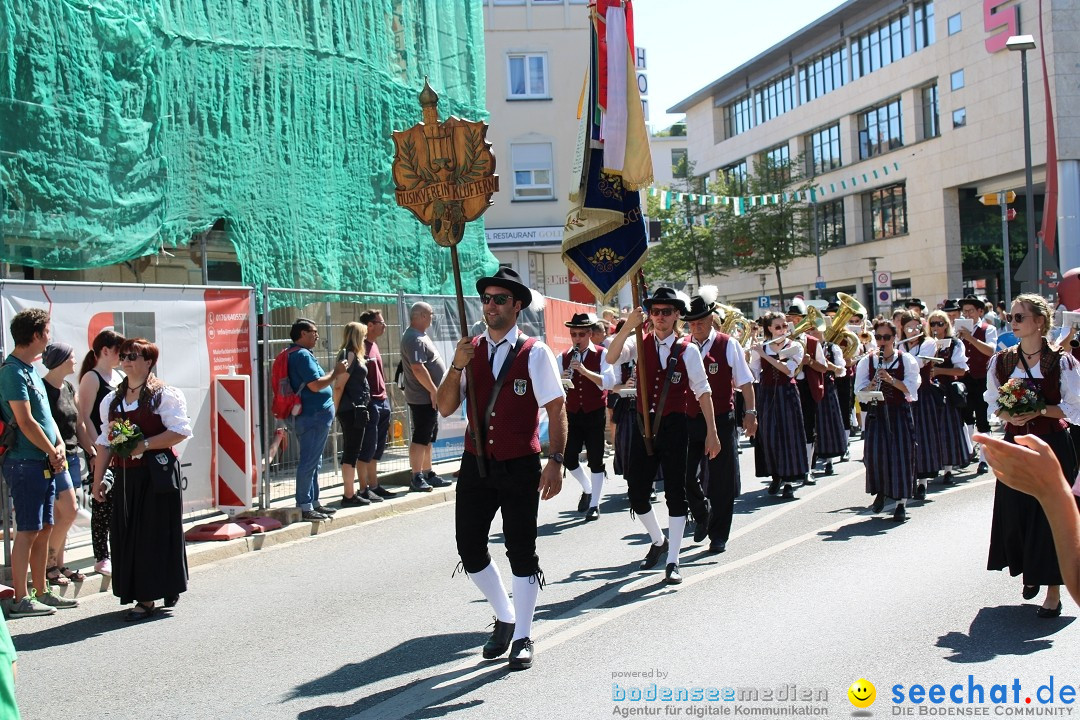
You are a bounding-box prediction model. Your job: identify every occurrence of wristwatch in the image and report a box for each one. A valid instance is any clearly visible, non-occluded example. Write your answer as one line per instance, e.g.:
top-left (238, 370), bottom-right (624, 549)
top-left (1040, 408), bottom-right (1047, 415)
top-left (550, 452), bottom-right (564, 464)
top-left (744, 409), bottom-right (758, 417)
top-left (143, 439), bottom-right (151, 450)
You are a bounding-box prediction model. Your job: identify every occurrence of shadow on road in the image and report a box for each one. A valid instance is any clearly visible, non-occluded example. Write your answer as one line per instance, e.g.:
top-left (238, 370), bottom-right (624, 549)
top-left (937, 605), bottom-right (1076, 663)
top-left (818, 516), bottom-right (896, 542)
top-left (12, 606), bottom-right (170, 650)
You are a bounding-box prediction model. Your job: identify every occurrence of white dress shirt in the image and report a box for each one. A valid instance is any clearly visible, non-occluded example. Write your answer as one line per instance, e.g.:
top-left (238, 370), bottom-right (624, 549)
top-left (983, 352), bottom-right (1080, 423)
top-left (916, 337), bottom-right (968, 371)
top-left (615, 334), bottom-right (712, 400)
top-left (458, 325), bottom-right (565, 407)
top-left (95, 385), bottom-right (193, 445)
top-left (749, 341), bottom-right (804, 381)
top-left (556, 342), bottom-right (618, 391)
top-left (825, 342), bottom-right (847, 378)
top-left (854, 352), bottom-right (921, 402)
top-left (696, 328), bottom-right (754, 387)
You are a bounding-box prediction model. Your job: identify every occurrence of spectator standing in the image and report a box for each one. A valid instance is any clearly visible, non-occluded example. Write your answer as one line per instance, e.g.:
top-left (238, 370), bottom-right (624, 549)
top-left (286, 319), bottom-right (347, 521)
top-left (77, 329), bottom-right (125, 577)
top-left (401, 302), bottom-right (451, 492)
top-left (0, 309), bottom-right (78, 617)
top-left (357, 310), bottom-right (396, 497)
top-left (42, 343), bottom-right (94, 586)
top-left (335, 323), bottom-right (375, 506)
top-left (91, 339), bottom-right (192, 619)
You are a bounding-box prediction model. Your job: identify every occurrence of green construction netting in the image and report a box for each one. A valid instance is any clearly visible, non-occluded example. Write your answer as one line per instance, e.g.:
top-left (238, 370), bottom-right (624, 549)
top-left (0, 0), bottom-right (498, 303)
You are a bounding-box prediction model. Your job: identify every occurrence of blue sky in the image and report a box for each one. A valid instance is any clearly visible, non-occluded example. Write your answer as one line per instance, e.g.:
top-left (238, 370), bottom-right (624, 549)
top-left (635, 0), bottom-right (849, 131)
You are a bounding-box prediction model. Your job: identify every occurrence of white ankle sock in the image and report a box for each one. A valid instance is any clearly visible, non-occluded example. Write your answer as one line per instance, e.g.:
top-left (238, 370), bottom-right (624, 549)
top-left (589, 472), bottom-right (604, 508)
top-left (568, 464), bottom-right (591, 493)
top-left (511, 574), bottom-right (540, 641)
top-left (667, 516), bottom-right (686, 566)
top-left (470, 563), bottom-right (514, 624)
top-left (806, 443), bottom-right (815, 469)
top-left (638, 509), bottom-right (664, 545)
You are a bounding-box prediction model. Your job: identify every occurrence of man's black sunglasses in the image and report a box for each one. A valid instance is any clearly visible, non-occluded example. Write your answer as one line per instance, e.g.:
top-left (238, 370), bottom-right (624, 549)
top-left (481, 293), bottom-right (514, 306)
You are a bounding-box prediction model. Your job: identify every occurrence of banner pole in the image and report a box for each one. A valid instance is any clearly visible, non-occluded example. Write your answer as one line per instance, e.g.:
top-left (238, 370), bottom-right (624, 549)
top-left (451, 246), bottom-right (487, 478)
top-left (630, 271), bottom-right (654, 455)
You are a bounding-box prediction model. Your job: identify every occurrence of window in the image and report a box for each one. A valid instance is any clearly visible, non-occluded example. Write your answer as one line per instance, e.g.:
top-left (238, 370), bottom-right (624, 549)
top-left (922, 84), bottom-right (940, 139)
top-left (507, 53), bottom-right (547, 98)
top-left (858, 98), bottom-right (903, 159)
top-left (721, 160), bottom-right (747, 195)
top-left (754, 73), bottom-right (795, 124)
top-left (761, 144), bottom-right (790, 184)
top-left (511, 143), bottom-right (554, 200)
top-left (812, 199), bottom-right (846, 248)
top-left (915, 2), bottom-right (935, 50)
top-left (852, 11), bottom-right (912, 79)
top-left (807, 124), bottom-right (842, 176)
top-left (723, 94), bottom-right (755, 138)
top-left (864, 184), bottom-right (908, 239)
top-left (952, 107), bottom-right (967, 128)
top-left (947, 12), bottom-right (962, 35)
top-left (950, 69), bottom-right (965, 90)
top-left (798, 45), bottom-right (848, 104)
top-left (671, 148), bottom-right (688, 179)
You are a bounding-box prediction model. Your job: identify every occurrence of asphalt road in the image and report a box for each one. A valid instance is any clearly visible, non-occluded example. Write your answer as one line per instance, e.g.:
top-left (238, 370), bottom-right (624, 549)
top-left (10, 436), bottom-right (1080, 720)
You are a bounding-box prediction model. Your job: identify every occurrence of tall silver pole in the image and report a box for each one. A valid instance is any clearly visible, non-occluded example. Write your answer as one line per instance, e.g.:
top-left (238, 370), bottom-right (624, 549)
top-left (1020, 47), bottom-right (1040, 296)
top-left (1001, 193), bottom-right (1013, 309)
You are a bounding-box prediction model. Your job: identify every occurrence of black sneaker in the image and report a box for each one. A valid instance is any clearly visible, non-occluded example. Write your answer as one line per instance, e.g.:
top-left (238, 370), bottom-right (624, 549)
top-left (315, 505), bottom-right (337, 515)
top-left (302, 510), bottom-right (329, 521)
top-left (340, 493), bottom-right (370, 507)
top-left (361, 489), bottom-right (384, 503)
top-left (426, 471), bottom-right (453, 488)
top-left (411, 474), bottom-right (434, 492)
top-left (370, 485), bottom-right (398, 499)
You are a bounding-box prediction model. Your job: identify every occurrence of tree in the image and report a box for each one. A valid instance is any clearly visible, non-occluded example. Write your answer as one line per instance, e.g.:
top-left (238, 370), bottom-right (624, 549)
top-left (711, 152), bottom-right (816, 308)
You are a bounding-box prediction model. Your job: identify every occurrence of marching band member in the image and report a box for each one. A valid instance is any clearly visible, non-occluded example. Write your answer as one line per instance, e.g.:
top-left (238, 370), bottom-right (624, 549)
top-left (959, 296), bottom-right (997, 474)
top-left (558, 313), bottom-right (616, 520)
top-left (750, 312), bottom-right (808, 500)
top-left (607, 288), bottom-right (721, 584)
top-left (808, 324), bottom-right (848, 475)
top-left (854, 319), bottom-right (921, 522)
top-left (683, 290), bottom-right (757, 553)
top-left (785, 301), bottom-right (827, 481)
top-left (913, 310), bottom-right (970, 495)
top-left (986, 294), bottom-right (1080, 618)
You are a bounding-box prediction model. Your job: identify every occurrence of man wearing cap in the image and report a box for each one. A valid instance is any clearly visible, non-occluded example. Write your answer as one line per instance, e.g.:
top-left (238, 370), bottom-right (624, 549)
top-left (905, 298), bottom-right (927, 320)
top-left (558, 313), bottom-right (615, 520)
top-left (437, 267), bottom-right (566, 671)
top-left (958, 295), bottom-right (996, 474)
top-left (683, 292), bottom-right (756, 554)
top-left (786, 300), bottom-right (828, 481)
top-left (607, 288), bottom-right (721, 584)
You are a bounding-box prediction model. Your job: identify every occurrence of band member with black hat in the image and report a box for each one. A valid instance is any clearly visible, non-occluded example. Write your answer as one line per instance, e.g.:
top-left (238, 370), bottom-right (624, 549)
top-left (785, 300), bottom-right (828, 480)
top-left (607, 287), bottom-right (721, 584)
top-left (958, 295), bottom-right (997, 473)
top-left (559, 312), bottom-right (616, 520)
top-left (942, 298), bottom-right (962, 324)
top-left (905, 298), bottom-right (927, 320)
top-left (683, 287), bottom-right (756, 553)
top-left (437, 266), bottom-right (566, 671)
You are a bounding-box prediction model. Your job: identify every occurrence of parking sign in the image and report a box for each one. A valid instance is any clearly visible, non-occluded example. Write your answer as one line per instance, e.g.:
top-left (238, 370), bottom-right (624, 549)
top-left (758, 296), bottom-right (770, 309)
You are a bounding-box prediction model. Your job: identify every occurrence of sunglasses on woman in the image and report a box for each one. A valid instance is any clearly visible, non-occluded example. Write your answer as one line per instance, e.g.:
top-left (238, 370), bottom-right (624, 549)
top-left (874, 334), bottom-right (894, 342)
top-left (1004, 312), bottom-right (1029, 323)
top-left (929, 321), bottom-right (945, 328)
top-left (481, 293), bottom-right (513, 306)
top-left (119, 352), bottom-right (146, 361)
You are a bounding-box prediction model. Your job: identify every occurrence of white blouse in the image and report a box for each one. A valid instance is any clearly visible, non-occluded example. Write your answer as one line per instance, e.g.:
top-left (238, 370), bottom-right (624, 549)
top-left (983, 353), bottom-right (1080, 423)
top-left (854, 351), bottom-right (922, 402)
top-left (824, 342), bottom-right (847, 378)
top-left (750, 341), bottom-right (804, 381)
top-left (916, 337), bottom-right (969, 371)
top-left (95, 385), bottom-right (193, 446)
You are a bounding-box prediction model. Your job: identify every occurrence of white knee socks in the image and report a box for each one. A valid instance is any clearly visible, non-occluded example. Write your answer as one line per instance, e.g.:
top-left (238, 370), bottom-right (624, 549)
top-left (667, 516), bottom-right (686, 566)
top-left (470, 562), bottom-right (514, 624)
top-left (568, 464), bottom-right (591, 493)
top-left (637, 509), bottom-right (664, 545)
top-left (589, 472), bottom-right (604, 509)
top-left (806, 443), bottom-right (815, 470)
top-left (511, 574), bottom-right (540, 641)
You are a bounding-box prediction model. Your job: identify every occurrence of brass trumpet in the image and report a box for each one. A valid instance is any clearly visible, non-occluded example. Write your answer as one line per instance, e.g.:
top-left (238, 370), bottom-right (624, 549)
top-left (718, 303), bottom-right (754, 348)
top-left (766, 305), bottom-right (827, 346)
top-left (824, 292), bottom-right (867, 360)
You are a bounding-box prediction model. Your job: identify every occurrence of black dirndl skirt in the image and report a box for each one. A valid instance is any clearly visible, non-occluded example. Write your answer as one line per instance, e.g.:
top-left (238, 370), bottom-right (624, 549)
top-left (815, 378), bottom-right (848, 459)
top-left (988, 428), bottom-right (1079, 585)
top-left (911, 392), bottom-right (943, 478)
top-left (755, 381), bottom-right (809, 478)
top-left (933, 384), bottom-right (972, 466)
top-left (862, 402), bottom-right (916, 499)
top-left (612, 396), bottom-right (635, 477)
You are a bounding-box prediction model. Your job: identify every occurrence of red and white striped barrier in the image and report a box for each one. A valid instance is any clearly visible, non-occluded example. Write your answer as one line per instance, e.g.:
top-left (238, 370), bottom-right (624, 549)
top-left (213, 369), bottom-right (254, 515)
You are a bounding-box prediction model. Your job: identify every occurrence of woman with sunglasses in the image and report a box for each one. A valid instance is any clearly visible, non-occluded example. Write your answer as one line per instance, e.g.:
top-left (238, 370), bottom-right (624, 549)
top-left (750, 311), bottom-right (808, 500)
top-left (91, 339), bottom-right (192, 620)
top-left (854, 319), bottom-right (921, 521)
top-left (985, 294), bottom-right (1080, 618)
top-left (913, 310), bottom-right (971, 494)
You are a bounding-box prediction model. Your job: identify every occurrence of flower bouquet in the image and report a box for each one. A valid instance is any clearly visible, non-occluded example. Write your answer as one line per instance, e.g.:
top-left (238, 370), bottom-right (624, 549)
top-left (997, 378), bottom-right (1046, 416)
top-left (107, 419), bottom-right (144, 458)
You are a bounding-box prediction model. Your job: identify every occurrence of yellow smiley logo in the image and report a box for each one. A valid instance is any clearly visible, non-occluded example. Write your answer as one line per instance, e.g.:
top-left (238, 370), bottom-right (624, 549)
top-left (848, 678), bottom-right (876, 709)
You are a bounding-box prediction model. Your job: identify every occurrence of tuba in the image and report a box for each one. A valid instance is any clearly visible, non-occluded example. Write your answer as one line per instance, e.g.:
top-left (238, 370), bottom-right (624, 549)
top-left (824, 292), bottom-right (867, 360)
top-left (718, 304), bottom-right (754, 348)
top-left (766, 305), bottom-right (827, 346)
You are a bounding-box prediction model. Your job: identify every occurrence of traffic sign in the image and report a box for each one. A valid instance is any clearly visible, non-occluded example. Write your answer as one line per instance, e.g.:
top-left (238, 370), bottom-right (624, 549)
top-left (877, 289), bottom-right (891, 303)
top-left (758, 296), bottom-right (770, 309)
top-left (815, 281), bottom-right (827, 290)
top-left (875, 271), bottom-right (892, 287)
top-left (979, 191), bottom-right (1017, 206)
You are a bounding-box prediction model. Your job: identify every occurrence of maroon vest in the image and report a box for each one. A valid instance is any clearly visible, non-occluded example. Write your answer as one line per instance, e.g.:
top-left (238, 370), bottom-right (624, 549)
top-left (869, 353), bottom-right (907, 406)
top-left (760, 346), bottom-right (797, 387)
top-left (963, 323), bottom-right (990, 379)
top-left (109, 390), bottom-right (169, 469)
top-left (995, 346), bottom-right (1068, 437)
top-left (638, 333), bottom-right (692, 417)
top-left (803, 335), bottom-right (825, 403)
top-left (463, 335), bottom-right (541, 460)
top-left (688, 333), bottom-right (734, 416)
top-left (562, 346), bottom-right (605, 414)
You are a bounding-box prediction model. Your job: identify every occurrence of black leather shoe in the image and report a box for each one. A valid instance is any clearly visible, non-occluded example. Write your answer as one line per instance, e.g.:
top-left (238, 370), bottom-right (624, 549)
top-left (577, 492), bottom-right (591, 512)
top-left (640, 538), bottom-right (668, 570)
top-left (692, 501), bottom-right (711, 543)
top-left (1023, 584), bottom-right (1041, 600)
top-left (822, 461), bottom-right (834, 475)
top-left (892, 504), bottom-right (907, 522)
top-left (315, 505), bottom-right (337, 515)
top-left (767, 478), bottom-right (781, 495)
top-left (482, 619), bottom-right (515, 659)
top-left (913, 483), bottom-right (926, 501)
top-left (708, 541), bottom-right (727, 554)
top-left (1037, 602), bottom-right (1063, 619)
top-left (781, 483), bottom-right (795, 500)
top-left (977, 461), bottom-right (989, 475)
top-left (301, 510), bottom-right (329, 522)
top-left (942, 472), bottom-right (955, 486)
top-left (508, 637), bottom-right (534, 669)
top-left (664, 563), bottom-right (683, 584)
top-left (584, 506), bottom-right (599, 521)
top-left (872, 492), bottom-right (886, 513)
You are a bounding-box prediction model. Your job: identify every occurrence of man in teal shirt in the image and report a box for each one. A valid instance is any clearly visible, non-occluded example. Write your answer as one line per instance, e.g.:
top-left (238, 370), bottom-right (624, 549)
top-left (0, 308), bottom-right (78, 617)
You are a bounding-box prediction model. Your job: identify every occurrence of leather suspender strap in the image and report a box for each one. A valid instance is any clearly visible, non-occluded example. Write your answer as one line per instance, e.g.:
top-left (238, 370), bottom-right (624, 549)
top-left (650, 340), bottom-right (686, 439)
top-left (481, 335), bottom-right (528, 443)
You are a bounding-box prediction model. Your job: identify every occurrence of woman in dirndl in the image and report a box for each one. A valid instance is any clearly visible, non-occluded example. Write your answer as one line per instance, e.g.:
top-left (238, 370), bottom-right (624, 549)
top-left (610, 318), bottom-right (636, 480)
top-left (750, 312), bottom-right (808, 500)
top-left (914, 310), bottom-right (971, 494)
top-left (810, 327), bottom-right (848, 475)
top-left (855, 319), bottom-right (921, 522)
top-left (986, 293), bottom-right (1080, 618)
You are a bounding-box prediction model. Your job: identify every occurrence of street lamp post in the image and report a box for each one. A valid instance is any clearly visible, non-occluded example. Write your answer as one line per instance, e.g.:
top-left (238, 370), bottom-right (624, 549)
top-left (1006, 34), bottom-right (1040, 297)
top-left (865, 256), bottom-right (883, 318)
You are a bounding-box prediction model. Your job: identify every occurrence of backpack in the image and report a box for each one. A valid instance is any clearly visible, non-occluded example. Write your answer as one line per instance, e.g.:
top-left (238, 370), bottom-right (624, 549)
top-left (270, 346), bottom-right (303, 420)
top-left (0, 361), bottom-right (21, 457)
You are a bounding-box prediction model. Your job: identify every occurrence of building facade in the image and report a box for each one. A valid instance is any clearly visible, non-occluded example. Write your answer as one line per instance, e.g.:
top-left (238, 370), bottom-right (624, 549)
top-left (671, 0), bottom-right (1079, 316)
